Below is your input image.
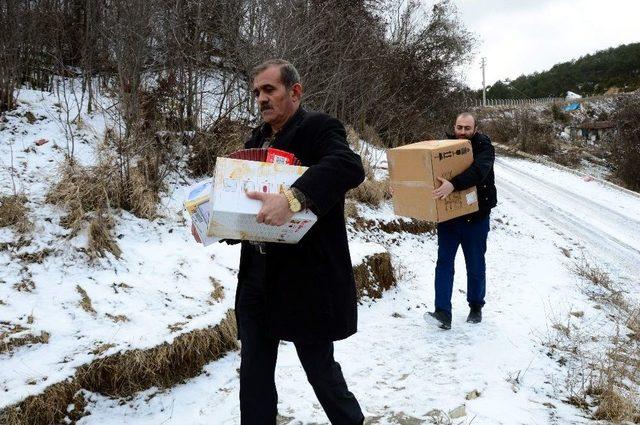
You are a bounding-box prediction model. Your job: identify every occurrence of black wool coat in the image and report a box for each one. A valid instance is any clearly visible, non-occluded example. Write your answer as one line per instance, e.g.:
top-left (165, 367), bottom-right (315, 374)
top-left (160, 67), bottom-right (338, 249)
top-left (449, 132), bottom-right (498, 220)
top-left (237, 107), bottom-right (365, 343)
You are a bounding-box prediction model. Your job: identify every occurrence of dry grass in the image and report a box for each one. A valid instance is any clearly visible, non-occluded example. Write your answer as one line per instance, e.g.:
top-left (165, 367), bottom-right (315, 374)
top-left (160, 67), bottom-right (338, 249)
top-left (353, 217), bottom-right (436, 235)
top-left (0, 331), bottom-right (50, 354)
top-left (15, 249), bottom-right (54, 264)
top-left (0, 310), bottom-right (238, 424)
top-left (76, 285), bottom-right (96, 315)
top-left (210, 277), bottom-right (225, 303)
top-left (46, 158), bottom-right (126, 259)
top-left (346, 125), bottom-right (391, 208)
top-left (130, 166), bottom-right (158, 219)
top-left (344, 199), bottom-right (359, 221)
top-left (0, 237), bottom-right (31, 253)
top-left (91, 343), bottom-right (116, 356)
top-left (105, 313), bottom-right (128, 323)
top-left (627, 311), bottom-right (640, 340)
top-left (0, 194), bottom-right (30, 233)
top-left (0, 381), bottom-right (83, 425)
top-left (550, 146), bottom-right (582, 168)
top-left (593, 385), bottom-right (639, 422)
top-left (548, 258), bottom-right (640, 422)
top-left (353, 252), bottom-right (397, 301)
top-left (587, 342), bottom-right (640, 423)
top-left (13, 278), bottom-right (35, 293)
top-left (361, 124), bottom-right (385, 148)
top-left (480, 112), bottom-right (518, 146)
top-left (346, 125), bottom-right (361, 151)
top-left (347, 158), bottom-right (391, 208)
top-left (46, 160), bottom-right (112, 231)
top-left (348, 177), bottom-right (390, 207)
top-left (46, 149), bottom-right (158, 240)
top-left (24, 111), bottom-right (37, 124)
top-left (573, 260), bottom-right (612, 289)
top-left (80, 309), bottom-right (237, 396)
top-left (87, 212), bottom-right (122, 259)
top-left (571, 258), bottom-right (628, 311)
top-left (0, 323), bottom-right (50, 355)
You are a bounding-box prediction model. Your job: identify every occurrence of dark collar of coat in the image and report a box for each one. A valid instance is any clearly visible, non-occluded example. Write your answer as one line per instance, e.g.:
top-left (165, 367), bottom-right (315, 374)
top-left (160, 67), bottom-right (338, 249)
top-left (258, 106), bottom-right (307, 139)
top-left (445, 131), bottom-right (481, 142)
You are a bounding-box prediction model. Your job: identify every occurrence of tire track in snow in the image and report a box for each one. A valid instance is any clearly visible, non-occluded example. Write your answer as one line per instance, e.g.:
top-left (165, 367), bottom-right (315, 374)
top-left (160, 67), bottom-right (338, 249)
top-left (495, 159), bottom-right (640, 278)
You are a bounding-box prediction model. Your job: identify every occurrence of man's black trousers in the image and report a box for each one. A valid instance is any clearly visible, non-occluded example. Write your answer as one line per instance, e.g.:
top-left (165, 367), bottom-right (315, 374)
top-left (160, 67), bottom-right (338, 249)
top-left (236, 247), bottom-right (364, 425)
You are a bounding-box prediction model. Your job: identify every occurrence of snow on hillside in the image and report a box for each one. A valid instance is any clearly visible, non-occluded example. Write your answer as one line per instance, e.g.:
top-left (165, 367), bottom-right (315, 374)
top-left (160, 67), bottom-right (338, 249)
top-left (0, 88), bottom-right (240, 407)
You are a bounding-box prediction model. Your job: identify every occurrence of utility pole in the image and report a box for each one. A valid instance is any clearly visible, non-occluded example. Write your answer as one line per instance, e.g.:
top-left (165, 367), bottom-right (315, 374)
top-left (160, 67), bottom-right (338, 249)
top-left (481, 57), bottom-right (487, 107)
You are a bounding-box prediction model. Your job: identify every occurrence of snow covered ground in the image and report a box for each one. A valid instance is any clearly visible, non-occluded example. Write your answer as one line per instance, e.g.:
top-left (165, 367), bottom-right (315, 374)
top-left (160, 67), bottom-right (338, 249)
top-left (75, 157), bottom-right (640, 424)
top-left (2, 88), bottom-right (639, 424)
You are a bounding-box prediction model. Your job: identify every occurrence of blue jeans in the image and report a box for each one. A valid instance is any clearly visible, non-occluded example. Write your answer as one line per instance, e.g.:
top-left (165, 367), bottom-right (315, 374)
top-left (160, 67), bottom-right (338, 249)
top-left (434, 214), bottom-right (490, 314)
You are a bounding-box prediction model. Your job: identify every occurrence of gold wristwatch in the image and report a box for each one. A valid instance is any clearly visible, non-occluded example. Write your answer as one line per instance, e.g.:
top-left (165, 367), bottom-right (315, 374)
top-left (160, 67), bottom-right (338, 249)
top-left (281, 187), bottom-right (302, 213)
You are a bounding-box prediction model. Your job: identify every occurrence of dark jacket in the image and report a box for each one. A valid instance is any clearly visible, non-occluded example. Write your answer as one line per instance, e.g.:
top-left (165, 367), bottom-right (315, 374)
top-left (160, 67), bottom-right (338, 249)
top-left (237, 107), bottom-right (365, 343)
top-left (448, 132), bottom-right (497, 220)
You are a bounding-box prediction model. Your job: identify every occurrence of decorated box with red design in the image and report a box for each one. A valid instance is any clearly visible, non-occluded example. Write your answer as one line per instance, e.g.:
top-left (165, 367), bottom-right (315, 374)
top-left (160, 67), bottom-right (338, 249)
top-left (206, 158), bottom-right (317, 243)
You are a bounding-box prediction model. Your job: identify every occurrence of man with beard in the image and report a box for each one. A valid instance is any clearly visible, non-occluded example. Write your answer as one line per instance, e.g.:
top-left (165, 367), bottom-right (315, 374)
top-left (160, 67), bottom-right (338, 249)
top-left (194, 59), bottom-right (365, 424)
top-left (426, 112), bottom-right (497, 330)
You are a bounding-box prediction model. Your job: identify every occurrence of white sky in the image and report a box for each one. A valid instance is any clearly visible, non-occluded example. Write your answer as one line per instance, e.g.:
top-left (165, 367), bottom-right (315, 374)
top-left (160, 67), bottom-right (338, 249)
top-left (449, 0), bottom-right (640, 89)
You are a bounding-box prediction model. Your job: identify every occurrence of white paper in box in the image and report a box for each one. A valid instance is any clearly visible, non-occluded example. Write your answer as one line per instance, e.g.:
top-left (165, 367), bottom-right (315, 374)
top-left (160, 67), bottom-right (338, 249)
top-left (184, 180), bottom-right (220, 246)
top-left (207, 158), bottom-right (317, 243)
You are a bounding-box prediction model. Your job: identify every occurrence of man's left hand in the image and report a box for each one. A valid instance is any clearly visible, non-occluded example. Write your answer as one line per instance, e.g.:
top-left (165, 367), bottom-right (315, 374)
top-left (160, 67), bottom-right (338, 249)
top-left (246, 191), bottom-right (294, 226)
top-left (433, 177), bottom-right (454, 199)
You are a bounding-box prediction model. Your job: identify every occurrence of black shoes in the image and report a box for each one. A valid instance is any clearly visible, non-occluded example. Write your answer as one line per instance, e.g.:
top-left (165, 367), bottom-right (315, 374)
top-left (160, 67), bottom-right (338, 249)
top-left (466, 305), bottom-right (483, 323)
top-left (425, 306), bottom-right (483, 329)
top-left (425, 310), bottom-right (452, 330)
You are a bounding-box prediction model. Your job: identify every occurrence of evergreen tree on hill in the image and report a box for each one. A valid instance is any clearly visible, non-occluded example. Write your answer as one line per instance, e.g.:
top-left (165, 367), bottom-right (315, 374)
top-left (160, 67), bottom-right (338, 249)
top-left (482, 42), bottom-right (640, 99)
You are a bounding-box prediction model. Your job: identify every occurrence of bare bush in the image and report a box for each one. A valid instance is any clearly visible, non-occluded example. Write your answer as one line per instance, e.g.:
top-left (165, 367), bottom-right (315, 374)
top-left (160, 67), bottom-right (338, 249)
top-left (550, 146), bottom-right (582, 168)
top-left (610, 96), bottom-right (640, 190)
top-left (481, 109), bottom-right (557, 155)
top-left (548, 102), bottom-right (570, 125)
top-left (187, 117), bottom-right (249, 177)
top-left (480, 112), bottom-right (518, 146)
top-left (514, 110), bottom-right (556, 155)
top-left (572, 258), bottom-right (613, 290)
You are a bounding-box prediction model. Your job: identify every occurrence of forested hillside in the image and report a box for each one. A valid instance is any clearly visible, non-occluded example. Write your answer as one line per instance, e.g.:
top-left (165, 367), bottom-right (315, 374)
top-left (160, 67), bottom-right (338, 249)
top-left (483, 42), bottom-right (640, 99)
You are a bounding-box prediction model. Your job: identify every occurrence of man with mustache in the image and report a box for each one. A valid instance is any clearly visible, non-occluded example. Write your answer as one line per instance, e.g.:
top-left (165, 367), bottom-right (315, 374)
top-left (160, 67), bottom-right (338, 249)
top-left (227, 59), bottom-right (365, 424)
top-left (427, 112), bottom-right (497, 330)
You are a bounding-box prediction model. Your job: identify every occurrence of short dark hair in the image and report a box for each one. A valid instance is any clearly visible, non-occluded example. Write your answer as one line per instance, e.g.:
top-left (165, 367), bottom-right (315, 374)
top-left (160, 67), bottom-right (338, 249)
top-left (250, 59), bottom-right (301, 89)
top-left (456, 112), bottom-right (478, 128)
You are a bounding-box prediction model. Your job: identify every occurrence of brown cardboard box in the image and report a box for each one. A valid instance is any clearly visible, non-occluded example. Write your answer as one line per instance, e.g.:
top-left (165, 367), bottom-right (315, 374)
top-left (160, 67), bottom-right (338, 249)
top-left (386, 140), bottom-right (479, 222)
